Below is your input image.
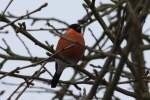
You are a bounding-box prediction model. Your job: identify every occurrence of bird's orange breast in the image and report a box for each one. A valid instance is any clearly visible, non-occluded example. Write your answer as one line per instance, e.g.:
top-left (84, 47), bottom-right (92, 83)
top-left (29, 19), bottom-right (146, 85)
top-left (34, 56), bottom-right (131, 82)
top-left (56, 29), bottom-right (85, 62)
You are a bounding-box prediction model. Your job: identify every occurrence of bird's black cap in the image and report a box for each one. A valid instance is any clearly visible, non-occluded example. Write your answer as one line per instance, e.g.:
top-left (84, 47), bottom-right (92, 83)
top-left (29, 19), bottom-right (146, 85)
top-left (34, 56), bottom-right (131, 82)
top-left (69, 24), bottom-right (81, 33)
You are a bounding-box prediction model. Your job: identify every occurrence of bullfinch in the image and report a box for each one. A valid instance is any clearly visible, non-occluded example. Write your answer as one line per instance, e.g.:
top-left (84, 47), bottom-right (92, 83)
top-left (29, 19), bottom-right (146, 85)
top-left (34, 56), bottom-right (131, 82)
top-left (51, 24), bottom-right (85, 88)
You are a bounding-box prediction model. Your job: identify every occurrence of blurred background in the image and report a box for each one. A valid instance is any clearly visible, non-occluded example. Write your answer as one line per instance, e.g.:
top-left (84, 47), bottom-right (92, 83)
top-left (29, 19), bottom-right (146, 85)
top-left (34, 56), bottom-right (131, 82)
top-left (0, 0), bottom-right (150, 100)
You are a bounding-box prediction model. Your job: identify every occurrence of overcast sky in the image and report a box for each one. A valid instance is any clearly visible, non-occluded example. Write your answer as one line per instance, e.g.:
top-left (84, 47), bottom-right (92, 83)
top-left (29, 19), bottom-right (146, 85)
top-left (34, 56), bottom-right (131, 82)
top-left (0, 0), bottom-right (150, 100)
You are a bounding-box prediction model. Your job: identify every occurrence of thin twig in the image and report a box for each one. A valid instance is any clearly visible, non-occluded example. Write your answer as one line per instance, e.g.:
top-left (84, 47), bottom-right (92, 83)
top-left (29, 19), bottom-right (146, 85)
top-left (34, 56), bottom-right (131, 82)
top-left (0, 3), bottom-right (48, 29)
top-left (2, 0), bottom-right (14, 16)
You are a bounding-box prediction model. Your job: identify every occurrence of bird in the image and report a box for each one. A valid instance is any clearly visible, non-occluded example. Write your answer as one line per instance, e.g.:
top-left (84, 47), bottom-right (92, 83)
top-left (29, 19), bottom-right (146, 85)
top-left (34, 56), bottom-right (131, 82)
top-left (51, 24), bottom-right (85, 88)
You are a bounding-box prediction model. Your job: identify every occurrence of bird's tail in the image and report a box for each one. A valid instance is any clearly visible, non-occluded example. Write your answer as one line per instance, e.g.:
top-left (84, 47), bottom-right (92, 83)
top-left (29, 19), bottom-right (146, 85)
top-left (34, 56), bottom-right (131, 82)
top-left (51, 72), bottom-right (62, 88)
